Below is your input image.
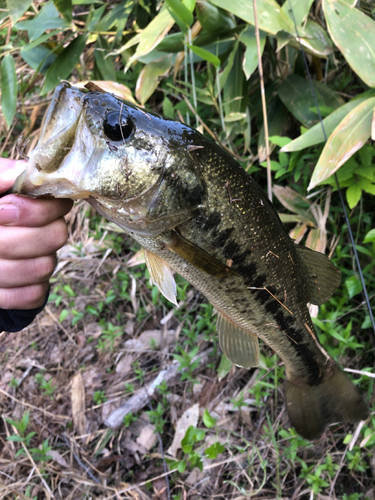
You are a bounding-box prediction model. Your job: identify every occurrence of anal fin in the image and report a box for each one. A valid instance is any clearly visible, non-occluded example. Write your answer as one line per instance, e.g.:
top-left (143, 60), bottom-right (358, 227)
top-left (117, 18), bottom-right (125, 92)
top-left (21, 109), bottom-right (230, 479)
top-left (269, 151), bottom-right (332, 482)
top-left (217, 312), bottom-right (259, 369)
top-left (144, 249), bottom-right (178, 306)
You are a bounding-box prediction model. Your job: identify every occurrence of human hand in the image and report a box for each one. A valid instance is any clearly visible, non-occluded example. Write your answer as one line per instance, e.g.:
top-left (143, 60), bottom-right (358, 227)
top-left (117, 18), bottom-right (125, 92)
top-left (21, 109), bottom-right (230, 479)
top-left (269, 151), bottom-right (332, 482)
top-left (0, 158), bottom-right (73, 310)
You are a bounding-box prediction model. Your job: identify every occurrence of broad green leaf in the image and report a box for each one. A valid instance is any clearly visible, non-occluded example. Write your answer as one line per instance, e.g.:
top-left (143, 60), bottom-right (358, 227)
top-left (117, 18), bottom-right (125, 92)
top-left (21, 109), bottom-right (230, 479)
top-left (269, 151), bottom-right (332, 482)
top-left (183, 0), bottom-right (196, 11)
top-left (19, 28), bottom-right (63, 51)
top-left (135, 55), bottom-right (172, 105)
top-left (224, 112), bottom-right (247, 122)
top-left (297, 20), bottom-right (333, 58)
top-left (345, 275), bottom-right (363, 298)
top-left (239, 25), bottom-right (266, 80)
top-left (218, 39), bottom-right (239, 91)
top-left (7, 0), bottom-right (33, 24)
top-left (278, 74), bottom-right (344, 128)
top-left (126, 8), bottom-right (175, 67)
top-left (15, 1), bottom-right (71, 41)
top-left (202, 409), bottom-right (216, 428)
top-left (282, 0), bottom-right (314, 26)
top-left (53, 0), bottom-right (72, 21)
top-left (41, 34), bottom-right (87, 95)
top-left (346, 184), bottom-right (362, 209)
top-left (209, 0), bottom-right (294, 35)
top-left (0, 54), bottom-right (18, 128)
top-left (94, 1), bottom-right (133, 31)
top-left (20, 44), bottom-right (56, 73)
top-left (258, 97), bottom-right (287, 161)
top-left (323, 0), bottom-right (375, 87)
top-left (308, 97), bottom-right (375, 189)
top-left (94, 35), bottom-right (116, 81)
top-left (205, 442), bottom-right (225, 459)
top-left (282, 93), bottom-right (375, 152)
top-left (186, 44), bottom-right (220, 67)
top-left (363, 228), bottom-right (375, 244)
top-left (196, 0), bottom-right (236, 33)
top-left (165, 0), bottom-right (193, 28)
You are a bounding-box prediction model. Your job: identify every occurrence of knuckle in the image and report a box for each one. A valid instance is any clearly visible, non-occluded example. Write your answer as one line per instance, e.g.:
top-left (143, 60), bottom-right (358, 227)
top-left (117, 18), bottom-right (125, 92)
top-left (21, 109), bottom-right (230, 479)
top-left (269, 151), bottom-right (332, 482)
top-left (0, 283), bottom-right (48, 310)
top-left (35, 254), bottom-right (57, 282)
top-left (50, 218), bottom-right (69, 251)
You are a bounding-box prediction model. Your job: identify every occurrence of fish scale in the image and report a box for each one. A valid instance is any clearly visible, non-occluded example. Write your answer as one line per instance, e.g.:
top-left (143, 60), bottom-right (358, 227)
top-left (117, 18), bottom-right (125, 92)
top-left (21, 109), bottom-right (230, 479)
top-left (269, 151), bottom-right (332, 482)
top-left (13, 82), bottom-right (369, 440)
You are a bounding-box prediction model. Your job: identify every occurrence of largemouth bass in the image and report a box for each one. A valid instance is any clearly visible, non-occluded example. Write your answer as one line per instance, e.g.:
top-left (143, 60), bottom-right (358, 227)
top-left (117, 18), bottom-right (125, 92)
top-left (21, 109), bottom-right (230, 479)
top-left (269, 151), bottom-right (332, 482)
top-left (13, 82), bottom-right (369, 440)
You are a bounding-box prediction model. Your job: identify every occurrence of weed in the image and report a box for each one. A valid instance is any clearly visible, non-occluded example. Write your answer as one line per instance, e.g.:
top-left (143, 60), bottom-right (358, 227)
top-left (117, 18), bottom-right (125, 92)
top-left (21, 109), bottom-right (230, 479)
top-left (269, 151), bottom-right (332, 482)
top-left (123, 412), bottom-right (138, 428)
top-left (146, 403), bottom-right (166, 433)
top-left (35, 372), bottom-right (56, 397)
top-left (173, 345), bottom-right (200, 384)
top-left (93, 390), bottom-right (107, 405)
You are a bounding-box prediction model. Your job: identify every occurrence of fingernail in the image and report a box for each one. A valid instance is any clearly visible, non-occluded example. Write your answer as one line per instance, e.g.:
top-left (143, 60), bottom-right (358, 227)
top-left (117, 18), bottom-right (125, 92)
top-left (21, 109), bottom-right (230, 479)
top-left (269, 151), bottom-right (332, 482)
top-left (0, 203), bottom-right (19, 225)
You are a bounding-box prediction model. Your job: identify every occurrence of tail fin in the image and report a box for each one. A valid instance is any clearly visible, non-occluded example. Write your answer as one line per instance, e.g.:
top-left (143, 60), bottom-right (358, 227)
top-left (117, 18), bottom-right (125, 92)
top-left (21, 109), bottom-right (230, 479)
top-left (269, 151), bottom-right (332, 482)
top-left (285, 364), bottom-right (369, 440)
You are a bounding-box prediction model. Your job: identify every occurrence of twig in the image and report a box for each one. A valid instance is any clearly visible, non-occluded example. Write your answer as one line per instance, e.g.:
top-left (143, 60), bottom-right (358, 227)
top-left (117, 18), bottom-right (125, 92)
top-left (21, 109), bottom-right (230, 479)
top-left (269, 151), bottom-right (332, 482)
top-left (44, 306), bottom-right (77, 345)
top-left (0, 388), bottom-right (69, 420)
top-left (62, 434), bottom-right (100, 484)
top-left (8, 425), bottom-right (55, 498)
top-left (104, 348), bottom-right (213, 429)
top-left (253, 0), bottom-right (272, 201)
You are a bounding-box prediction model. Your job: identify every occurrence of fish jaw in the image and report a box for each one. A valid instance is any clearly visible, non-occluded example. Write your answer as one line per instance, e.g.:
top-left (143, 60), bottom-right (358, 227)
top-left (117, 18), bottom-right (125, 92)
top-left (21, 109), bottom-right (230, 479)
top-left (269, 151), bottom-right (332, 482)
top-left (13, 82), bottom-right (93, 199)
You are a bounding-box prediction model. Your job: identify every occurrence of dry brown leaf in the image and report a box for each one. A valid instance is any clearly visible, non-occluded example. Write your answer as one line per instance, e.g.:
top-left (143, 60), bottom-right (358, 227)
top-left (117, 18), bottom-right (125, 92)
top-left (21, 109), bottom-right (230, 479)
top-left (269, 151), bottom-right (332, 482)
top-left (71, 372), bottom-right (86, 435)
top-left (167, 403), bottom-right (199, 457)
top-left (116, 353), bottom-right (134, 374)
top-left (49, 450), bottom-right (69, 468)
top-left (136, 424), bottom-right (158, 450)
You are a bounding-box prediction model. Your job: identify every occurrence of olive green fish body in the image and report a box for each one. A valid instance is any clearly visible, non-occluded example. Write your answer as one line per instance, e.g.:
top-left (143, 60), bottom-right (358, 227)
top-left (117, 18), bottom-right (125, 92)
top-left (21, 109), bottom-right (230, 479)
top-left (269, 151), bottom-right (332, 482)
top-left (14, 83), bottom-right (369, 439)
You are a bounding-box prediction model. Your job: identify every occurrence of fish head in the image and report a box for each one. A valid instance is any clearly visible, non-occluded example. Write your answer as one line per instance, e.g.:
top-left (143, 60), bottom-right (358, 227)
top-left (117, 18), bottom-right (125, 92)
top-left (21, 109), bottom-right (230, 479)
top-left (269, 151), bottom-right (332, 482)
top-left (14, 82), bottom-right (205, 236)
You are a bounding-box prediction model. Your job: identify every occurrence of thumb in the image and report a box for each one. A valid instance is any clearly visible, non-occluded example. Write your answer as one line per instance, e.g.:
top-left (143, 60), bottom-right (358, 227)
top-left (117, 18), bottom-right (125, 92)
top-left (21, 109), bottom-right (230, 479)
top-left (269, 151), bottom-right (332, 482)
top-left (0, 159), bottom-right (27, 193)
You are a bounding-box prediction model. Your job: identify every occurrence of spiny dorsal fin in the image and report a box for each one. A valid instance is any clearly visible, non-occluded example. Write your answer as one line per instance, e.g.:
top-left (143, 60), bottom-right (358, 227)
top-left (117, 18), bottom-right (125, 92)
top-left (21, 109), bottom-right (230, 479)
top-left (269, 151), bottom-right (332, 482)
top-left (144, 249), bottom-right (178, 306)
top-left (216, 312), bottom-right (259, 369)
top-left (166, 231), bottom-right (236, 278)
top-left (295, 245), bottom-right (341, 305)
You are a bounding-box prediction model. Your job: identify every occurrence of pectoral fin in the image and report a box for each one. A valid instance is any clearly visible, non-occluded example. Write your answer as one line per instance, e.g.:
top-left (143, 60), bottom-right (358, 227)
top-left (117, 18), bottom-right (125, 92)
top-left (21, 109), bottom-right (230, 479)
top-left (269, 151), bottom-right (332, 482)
top-left (144, 249), bottom-right (178, 306)
top-left (166, 231), bottom-right (235, 278)
top-left (216, 312), bottom-right (259, 369)
top-left (295, 245), bottom-right (341, 305)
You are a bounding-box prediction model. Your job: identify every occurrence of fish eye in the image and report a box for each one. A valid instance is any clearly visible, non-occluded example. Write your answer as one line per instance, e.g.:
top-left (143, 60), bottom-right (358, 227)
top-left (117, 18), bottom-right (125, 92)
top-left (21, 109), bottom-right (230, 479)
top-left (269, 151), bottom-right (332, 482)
top-left (103, 111), bottom-right (134, 141)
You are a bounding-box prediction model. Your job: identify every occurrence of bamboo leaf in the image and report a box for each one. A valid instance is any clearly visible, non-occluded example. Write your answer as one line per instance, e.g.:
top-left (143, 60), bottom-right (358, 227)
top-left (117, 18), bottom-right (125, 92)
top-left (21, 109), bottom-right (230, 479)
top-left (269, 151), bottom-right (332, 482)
top-left (165, 0), bottom-right (193, 28)
top-left (308, 97), bottom-right (375, 190)
top-left (239, 25), bottom-right (266, 80)
top-left (136, 56), bottom-right (173, 105)
top-left (7, 0), bottom-right (33, 24)
top-left (278, 74), bottom-right (344, 128)
top-left (209, 0), bottom-right (294, 35)
top-left (53, 0), bottom-right (72, 21)
top-left (282, 92), bottom-right (375, 152)
top-left (126, 8), bottom-right (175, 67)
top-left (15, 1), bottom-right (71, 42)
top-left (282, 0), bottom-right (314, 26)
top-left (323, 0), bottom-right (375, 87)
top-left (186, 44), bottom-right (220, 67)
top-left (0, 54), bottom-right (18, 128)
top-left (41, 34), bottom-right (87, 95)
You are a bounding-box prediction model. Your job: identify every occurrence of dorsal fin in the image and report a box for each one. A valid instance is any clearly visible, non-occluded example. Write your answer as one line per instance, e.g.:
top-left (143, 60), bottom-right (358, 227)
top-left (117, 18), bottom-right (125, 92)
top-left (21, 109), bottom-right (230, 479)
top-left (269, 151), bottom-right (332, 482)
top-left (295, 245), bottom-right (341, 305)
top-left (216, 312), bottom-right (259, 369)
top-left (144, 249), bottom-right (178, 306)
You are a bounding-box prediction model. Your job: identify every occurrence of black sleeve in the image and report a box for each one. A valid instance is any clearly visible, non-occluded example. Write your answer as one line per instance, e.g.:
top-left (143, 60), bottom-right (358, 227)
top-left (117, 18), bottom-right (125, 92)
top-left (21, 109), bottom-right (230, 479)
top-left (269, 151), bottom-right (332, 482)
top-left (0, 291), bottom-right (49, 333)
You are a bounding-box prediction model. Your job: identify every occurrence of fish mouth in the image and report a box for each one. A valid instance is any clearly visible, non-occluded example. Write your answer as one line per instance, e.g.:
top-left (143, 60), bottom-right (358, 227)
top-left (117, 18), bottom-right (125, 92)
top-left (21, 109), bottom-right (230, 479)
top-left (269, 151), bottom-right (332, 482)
top-left (13, 82), bottom-right (92, 199)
